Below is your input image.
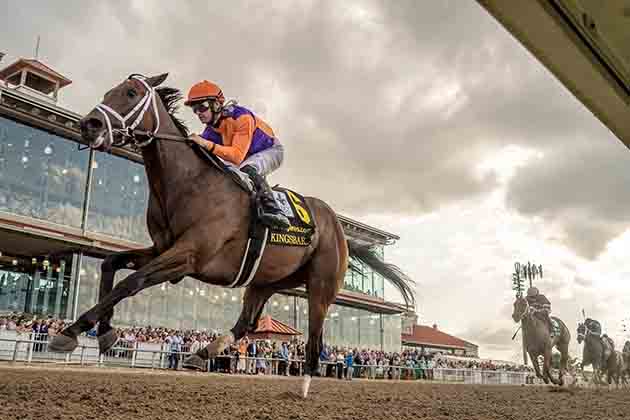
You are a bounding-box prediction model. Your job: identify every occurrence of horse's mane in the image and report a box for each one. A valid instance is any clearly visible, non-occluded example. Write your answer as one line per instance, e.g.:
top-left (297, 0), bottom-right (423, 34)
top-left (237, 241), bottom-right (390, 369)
top-left (155, 87), bottom-right (190, 137)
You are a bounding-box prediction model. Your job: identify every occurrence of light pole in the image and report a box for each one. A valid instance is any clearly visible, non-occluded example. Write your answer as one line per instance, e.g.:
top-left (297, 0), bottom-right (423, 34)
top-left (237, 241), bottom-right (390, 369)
top-left (512, 261), bottom-right (543, 365)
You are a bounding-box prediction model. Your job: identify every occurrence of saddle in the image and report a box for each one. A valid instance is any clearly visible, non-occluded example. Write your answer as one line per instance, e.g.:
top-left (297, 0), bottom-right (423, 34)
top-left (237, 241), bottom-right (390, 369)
top-left (193, 145), bottom-right (316, 288)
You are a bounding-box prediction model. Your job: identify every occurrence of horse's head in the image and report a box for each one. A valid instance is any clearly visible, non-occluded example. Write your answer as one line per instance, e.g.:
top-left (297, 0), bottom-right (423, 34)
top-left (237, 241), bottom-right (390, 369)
top-left (511, 296), bottom-right (528, 323)
top-left (577, 322), bottom-right (586, 344)
top-left (80, 73), bottom-right (169, 151)
top-left (623, 340), bottom-right (630, 354)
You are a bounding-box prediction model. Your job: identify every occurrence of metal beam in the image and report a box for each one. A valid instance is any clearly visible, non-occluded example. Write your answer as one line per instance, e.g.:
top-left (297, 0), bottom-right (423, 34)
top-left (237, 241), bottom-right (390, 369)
top-left (476, 0), bottom-right (630, 148)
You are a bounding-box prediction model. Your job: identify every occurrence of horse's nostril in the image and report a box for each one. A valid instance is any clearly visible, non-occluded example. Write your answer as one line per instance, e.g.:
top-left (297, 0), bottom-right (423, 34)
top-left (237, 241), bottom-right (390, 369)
top-left (83, 118), bottom-right (103, 131)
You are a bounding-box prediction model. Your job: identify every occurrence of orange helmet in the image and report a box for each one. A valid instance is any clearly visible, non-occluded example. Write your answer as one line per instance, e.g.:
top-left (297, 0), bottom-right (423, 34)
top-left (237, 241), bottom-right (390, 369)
top-left (184, 80), bottom-right (225, 106)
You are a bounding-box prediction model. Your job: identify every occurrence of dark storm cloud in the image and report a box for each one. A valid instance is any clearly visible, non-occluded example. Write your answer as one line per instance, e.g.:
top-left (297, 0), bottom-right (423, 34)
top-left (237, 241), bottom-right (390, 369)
top-left (3, 0), bottom-right (628, 257)
top-left (507, 138), bottom-right (630, 259)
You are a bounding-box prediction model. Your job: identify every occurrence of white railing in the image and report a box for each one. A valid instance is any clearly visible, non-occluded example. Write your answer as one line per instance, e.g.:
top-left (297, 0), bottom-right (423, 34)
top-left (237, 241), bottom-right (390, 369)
top-left (0, 331), bottom-right (539, 385)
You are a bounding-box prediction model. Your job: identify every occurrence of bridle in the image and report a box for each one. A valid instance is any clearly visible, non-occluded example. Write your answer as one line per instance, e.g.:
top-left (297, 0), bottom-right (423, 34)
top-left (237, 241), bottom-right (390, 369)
top-left (92, 74), bottom-right (186, 150)
top-left (515, 298), bottom-right (531, 322)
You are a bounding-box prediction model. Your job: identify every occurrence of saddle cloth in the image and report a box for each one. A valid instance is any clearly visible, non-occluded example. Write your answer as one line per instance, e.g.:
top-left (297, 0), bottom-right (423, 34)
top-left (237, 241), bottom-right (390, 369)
top-left (193, 147), bottom-right (316, 287)
top-left (268, 187), bottom-right (316, 247)
top-left (550, 318), bottom-right (561, 337)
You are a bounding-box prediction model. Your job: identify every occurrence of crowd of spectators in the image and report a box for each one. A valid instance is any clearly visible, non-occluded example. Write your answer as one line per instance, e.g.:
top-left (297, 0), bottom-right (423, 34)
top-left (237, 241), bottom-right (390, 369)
top-left (1, 312), bottom-right (533, 378)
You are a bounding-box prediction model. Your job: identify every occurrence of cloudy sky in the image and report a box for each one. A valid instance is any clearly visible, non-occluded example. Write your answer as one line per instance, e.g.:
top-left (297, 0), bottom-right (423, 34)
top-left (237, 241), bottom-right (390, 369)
top-left (3, 0), bottom-right (630, 361)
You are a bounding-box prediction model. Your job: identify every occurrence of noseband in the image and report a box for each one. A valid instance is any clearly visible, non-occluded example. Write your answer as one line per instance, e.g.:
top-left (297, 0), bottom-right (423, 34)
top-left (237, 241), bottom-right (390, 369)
top-left (95, 74), bottom-right (160, 148)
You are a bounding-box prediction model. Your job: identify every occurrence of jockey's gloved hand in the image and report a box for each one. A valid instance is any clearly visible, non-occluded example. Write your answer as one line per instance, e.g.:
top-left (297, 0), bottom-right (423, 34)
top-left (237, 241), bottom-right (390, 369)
top-left (188, 134), bottom-right (215, 153)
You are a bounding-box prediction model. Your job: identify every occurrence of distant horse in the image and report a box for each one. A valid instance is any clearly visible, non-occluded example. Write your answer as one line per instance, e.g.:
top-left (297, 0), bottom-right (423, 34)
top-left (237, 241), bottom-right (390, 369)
top-left (49, 73), bottom-right (415, 398)
top-left (577, 322), bottom-right (607, 385)
top-left (620, 341), bottom-right (630, 387)
top-left (605, 351), bottom-right (627, 389)
top-left (512, 296), bottom-right (570, 385)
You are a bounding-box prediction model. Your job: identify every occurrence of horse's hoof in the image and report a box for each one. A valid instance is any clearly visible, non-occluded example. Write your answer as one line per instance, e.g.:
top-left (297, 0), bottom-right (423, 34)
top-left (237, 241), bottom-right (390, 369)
top-left (98, 329), bottom-right (118, 354)
top-left (182, 355), bottom-right (206, 371)
top-left (49, 334), bottom-right (78, 353)
top-left (302, 375), bottom-right (312, 399)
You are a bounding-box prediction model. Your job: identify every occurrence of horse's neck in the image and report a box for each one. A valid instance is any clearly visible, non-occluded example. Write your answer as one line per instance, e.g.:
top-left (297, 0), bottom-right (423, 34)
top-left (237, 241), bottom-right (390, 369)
top-left (522, 315), bottom-right (543, 338)
top-left (140, 103), bottom-right (208, 184)
top-left (585, 335), bottom-right (603, 352)
top-left (139, 104), bottom-right (229, 221)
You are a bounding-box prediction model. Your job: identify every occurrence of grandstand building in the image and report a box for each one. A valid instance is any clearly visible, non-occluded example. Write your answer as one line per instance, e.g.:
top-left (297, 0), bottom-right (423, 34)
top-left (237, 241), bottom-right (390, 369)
top-left (0, 56), bottom-right (408, 352)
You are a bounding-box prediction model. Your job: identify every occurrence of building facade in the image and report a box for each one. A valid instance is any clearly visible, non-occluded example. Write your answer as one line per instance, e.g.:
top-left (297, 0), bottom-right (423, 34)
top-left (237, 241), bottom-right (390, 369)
top-left (0, 58), bottom-right (405, 352)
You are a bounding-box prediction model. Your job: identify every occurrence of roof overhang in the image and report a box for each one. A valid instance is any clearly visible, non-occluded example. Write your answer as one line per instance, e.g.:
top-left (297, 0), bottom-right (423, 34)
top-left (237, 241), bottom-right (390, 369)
top-left (401, 338), bottom-right (466, 350)
top-left (476, 0), bottom-right (630, 148)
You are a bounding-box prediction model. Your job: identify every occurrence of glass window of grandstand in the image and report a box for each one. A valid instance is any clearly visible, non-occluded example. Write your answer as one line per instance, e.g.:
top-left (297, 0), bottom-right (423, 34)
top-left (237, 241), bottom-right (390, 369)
top-left (343, 256), bottom-right (383, 299)
top-left (86, 153), bottom-right (150, 244)
top-left (322, 304), bottom-right (385, 351)
top-left (0, 117), bottom-right (88, 227)
top-left (0, 251), bottom-right (73, 320)
top-left (262, 294), bottom-right (295, 329)
top-left (76, 255), bottom-right (243, 333)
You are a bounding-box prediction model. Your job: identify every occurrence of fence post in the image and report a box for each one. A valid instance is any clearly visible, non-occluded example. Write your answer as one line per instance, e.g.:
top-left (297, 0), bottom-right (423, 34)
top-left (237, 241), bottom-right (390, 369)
top-left (131, 343), bottom-right (137, 368)
top-left (151, 351), bottom-right (156, 370)
top-left (12, 340), bottom-right (20, 362)
top-left (80, 346), bottom-right (85, 366)
top-left (27, 339), bottom-right (33, 363)
top-left (99, 353), bottom-right (104, 367)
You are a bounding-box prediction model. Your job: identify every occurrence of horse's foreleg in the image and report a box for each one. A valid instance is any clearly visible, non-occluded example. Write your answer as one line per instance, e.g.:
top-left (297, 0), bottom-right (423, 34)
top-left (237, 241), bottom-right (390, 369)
top-left (96, 247), bottom-right (158, 353)
top-left (530, 352), bottom-right (545, 382)
top-left (50, 247), bottom-right (193, 353)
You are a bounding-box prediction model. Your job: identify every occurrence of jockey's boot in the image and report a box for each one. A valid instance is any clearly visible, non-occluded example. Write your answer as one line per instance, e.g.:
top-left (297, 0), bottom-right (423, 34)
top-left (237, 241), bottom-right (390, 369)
top-left (241, 165), bottom-right (290, 229)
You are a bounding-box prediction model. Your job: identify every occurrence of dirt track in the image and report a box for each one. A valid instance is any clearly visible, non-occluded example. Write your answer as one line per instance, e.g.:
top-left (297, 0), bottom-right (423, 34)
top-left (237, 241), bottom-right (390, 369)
top-left (0, 364), bottom-right (628, 420)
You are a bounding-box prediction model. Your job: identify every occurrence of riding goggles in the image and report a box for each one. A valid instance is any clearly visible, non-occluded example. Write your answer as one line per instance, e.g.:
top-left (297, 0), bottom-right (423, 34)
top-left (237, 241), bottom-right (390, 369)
top-left (192, 101), bottom-right (212, 114)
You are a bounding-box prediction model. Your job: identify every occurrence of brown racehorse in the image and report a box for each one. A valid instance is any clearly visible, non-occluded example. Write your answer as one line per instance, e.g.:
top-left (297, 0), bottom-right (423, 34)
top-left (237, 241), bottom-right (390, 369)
top-left (48, 74), bottom-right (415, 397)
top-left (512, 296), bottom-right (570, 385)
top-left (622, 341), bottom-right (630, 386)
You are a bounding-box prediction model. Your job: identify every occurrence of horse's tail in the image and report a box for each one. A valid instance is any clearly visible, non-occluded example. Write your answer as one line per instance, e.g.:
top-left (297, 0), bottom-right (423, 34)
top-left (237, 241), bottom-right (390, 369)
top-left (347, 240), bottom-right (415, 309)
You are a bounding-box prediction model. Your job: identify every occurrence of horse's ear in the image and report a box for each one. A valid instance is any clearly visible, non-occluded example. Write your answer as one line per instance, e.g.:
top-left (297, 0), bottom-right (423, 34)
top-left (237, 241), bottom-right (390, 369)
top-left (146, 73), bottom-right (169, 87)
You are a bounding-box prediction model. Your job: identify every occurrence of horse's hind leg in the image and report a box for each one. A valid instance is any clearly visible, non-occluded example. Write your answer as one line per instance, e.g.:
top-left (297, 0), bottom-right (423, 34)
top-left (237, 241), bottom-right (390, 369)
top-left (96, 247), bottom-right (158, 353)
top-left (302, 213), bottom-right (347, 398)
top-left (184, 277), bottom-right (303, 370)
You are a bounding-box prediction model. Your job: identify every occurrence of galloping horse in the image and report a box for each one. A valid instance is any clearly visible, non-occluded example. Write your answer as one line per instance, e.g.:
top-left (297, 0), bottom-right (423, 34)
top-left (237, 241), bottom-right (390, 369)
top-left (577, 322), bottom-right (608, 385)
top-left (512, 296), bottom-right (570, 385)
top-left (48, 74), bottom-right (415, 397)
top-left (577, 323), bottom-right (625, 387)
top-left (622, 341), bottom-right (630, 385)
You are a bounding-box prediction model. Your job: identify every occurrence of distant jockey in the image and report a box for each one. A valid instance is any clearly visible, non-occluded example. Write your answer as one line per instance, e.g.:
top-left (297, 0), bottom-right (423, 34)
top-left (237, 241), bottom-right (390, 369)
top-left (526, 287), bottom-right (553, 335)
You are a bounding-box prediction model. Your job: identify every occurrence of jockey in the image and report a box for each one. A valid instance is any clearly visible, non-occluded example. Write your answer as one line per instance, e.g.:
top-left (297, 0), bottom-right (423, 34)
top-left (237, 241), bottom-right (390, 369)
top-left (526, 287), bottom-right (554, 334)
top-left (185, 80), bottom-right (290, 229)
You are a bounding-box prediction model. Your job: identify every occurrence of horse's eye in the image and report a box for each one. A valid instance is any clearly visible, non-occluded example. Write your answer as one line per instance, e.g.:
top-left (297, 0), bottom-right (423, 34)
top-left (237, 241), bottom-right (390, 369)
top-left (127, 89), bottom-right (137, 98)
